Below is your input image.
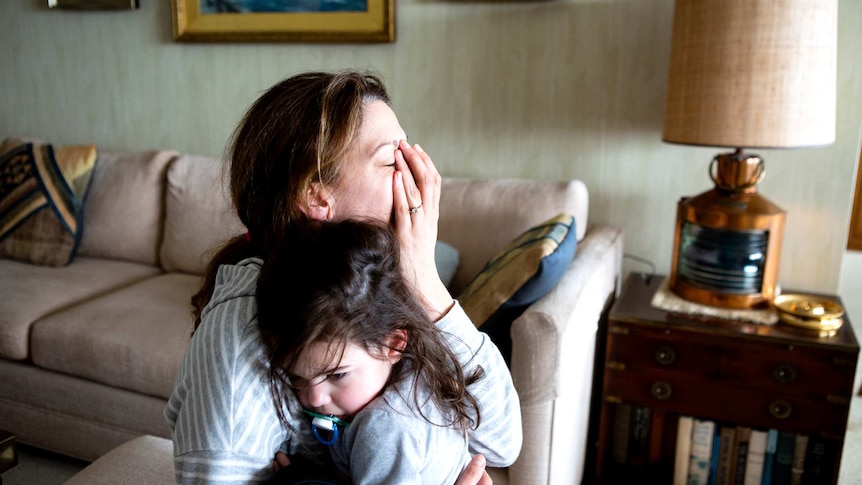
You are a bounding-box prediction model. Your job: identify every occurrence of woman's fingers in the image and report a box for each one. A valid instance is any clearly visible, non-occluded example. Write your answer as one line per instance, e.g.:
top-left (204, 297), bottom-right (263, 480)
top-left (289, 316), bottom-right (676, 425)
top-left (394, 145), bottom-right (422, 211)
top-left (398, 140), bottom-right (441, 214)
top-left (454, 454), bottom-right (492, 485)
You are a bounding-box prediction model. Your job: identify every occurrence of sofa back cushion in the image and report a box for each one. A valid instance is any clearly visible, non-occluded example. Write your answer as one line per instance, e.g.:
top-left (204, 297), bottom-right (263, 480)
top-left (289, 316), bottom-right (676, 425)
top-left (438, 178), bottom-right (589, 294)
top-left (77, 150), bottom-right (177, 265)
top-left (160, 155), bottom-right (245, 275)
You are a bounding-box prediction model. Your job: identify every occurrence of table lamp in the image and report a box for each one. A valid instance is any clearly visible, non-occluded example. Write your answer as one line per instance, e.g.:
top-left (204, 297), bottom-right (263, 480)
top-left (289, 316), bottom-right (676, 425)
top-left (663, 0), bottom-right (837, 309)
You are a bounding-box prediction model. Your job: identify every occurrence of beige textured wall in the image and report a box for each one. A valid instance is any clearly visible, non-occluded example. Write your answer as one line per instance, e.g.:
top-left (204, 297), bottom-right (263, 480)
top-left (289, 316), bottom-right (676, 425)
top-left (1, 0), bottom-right (861, 294)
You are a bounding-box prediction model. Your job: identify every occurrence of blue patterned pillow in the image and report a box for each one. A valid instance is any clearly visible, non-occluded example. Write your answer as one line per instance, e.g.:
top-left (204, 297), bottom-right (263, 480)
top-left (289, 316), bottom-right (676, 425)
top-left (458, 213), bottom-right (578, 363)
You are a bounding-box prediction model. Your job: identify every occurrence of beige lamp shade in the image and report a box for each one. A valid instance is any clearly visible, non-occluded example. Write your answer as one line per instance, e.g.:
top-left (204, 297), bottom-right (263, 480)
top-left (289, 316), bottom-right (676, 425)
top-left (663, 0), bottom-right (837, 148)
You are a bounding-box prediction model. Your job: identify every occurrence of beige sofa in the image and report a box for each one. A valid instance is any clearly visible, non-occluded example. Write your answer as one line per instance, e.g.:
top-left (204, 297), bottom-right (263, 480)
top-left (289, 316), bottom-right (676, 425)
top-left (0, 145), bottom-right (624, 484)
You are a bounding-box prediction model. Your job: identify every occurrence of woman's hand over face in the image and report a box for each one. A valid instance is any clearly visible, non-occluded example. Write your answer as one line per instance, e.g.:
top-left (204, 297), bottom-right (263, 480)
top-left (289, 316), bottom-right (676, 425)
top-left (392, 140), bottom-right (453, 321)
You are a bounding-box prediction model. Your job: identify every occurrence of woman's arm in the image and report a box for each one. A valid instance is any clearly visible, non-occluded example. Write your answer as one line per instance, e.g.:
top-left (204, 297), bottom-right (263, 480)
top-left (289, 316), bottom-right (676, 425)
top-left (166, 261), bottom-right (295, 483)
top-left (436, 302), bottom-right (523, 467)
top-left (392, 142), bottom-right (522, 467)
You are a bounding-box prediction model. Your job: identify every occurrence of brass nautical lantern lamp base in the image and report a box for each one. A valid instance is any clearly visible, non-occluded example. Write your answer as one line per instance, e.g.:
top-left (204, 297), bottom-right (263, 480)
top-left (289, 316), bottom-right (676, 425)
top-left (669, 149), bottom-right (786, 309)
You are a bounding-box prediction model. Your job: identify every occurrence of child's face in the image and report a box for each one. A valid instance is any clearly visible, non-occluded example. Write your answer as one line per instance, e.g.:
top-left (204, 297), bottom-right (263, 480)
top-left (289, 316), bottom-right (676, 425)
top-left (290, 340), bottom-right (399, 421)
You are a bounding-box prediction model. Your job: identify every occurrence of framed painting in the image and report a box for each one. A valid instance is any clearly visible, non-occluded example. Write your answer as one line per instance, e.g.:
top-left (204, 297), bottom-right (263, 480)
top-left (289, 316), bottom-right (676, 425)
top-left (171, 0), bottom-right (394, 43)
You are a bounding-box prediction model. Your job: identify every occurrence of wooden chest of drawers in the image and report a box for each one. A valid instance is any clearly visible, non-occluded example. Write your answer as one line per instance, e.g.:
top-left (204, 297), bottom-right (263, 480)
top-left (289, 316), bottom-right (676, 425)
top-left (594, 274), bottom-right (859, 484)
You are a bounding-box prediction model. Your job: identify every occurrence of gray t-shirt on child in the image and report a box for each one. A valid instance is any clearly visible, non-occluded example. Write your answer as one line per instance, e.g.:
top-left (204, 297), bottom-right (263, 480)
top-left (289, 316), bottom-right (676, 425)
top-left (329, 367), bottom-right (470, 484)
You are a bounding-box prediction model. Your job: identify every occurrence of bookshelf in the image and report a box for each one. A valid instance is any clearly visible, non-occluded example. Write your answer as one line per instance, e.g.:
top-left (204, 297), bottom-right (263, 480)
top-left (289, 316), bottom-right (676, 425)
top-left (594, 274), bottom-right (859, 484)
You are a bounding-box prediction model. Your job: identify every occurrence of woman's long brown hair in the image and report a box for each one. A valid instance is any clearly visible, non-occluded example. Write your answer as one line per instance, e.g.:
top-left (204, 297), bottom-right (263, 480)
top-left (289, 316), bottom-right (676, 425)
top-left (191, 71), bottom-right (389, 329)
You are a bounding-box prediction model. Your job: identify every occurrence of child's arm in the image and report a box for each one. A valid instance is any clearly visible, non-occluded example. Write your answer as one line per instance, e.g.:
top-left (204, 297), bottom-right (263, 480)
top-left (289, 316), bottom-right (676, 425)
top-left (435, 301), bottom-right (523, 467)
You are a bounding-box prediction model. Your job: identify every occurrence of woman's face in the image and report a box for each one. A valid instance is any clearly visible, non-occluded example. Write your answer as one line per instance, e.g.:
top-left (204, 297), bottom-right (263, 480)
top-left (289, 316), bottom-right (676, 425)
top-left (330, 100), bottom-right (407, 223)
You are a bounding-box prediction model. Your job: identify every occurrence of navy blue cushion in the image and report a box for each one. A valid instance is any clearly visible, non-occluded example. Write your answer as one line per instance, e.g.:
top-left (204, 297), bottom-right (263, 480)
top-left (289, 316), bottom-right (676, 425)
top-left (458, 214), bottom-right (578, 364)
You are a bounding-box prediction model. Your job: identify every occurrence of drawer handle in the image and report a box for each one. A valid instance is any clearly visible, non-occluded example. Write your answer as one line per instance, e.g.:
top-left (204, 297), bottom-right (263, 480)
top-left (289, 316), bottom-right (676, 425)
top-left (650, 381), bottom-right (673, 400)
top-left (773, 363), bottom-right (797, 383)
top-left (654, 346), bottom-right (677, 366)
top-left (769, 400), bottom-right (792, 420)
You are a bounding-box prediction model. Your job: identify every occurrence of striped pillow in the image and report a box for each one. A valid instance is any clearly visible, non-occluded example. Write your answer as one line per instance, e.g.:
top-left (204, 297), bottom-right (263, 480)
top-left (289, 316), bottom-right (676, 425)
top-left (458, 213), bottom-right (578, 363)
top-left (0, 140), bottom-right (97, 266)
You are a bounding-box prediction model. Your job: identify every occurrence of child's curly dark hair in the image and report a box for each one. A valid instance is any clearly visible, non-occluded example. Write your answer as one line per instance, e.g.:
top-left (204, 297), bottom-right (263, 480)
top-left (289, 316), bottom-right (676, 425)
top-left (256, 220), bottom-right (483, 435)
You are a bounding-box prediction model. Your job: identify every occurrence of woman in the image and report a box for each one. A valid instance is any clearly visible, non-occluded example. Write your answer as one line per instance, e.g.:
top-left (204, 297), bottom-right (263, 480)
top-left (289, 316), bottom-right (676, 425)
top-left (164, 70), bottom-right (521, 484)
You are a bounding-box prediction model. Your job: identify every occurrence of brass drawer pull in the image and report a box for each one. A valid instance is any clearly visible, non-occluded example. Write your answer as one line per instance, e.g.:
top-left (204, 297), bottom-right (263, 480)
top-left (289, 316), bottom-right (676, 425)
top-left (773, 363), bottom-right (797, 383)
top-left (654, 345), bottom-right (677, 365)
top-left (650, 381), bottom-right (673, 400)
top-left (769, 400), bottom-right (793, 420)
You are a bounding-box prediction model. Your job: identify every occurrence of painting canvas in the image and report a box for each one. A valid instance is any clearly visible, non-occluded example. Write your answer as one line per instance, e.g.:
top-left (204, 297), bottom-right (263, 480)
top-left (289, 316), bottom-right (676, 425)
top-left (172, 0), bottom-right (394, 42)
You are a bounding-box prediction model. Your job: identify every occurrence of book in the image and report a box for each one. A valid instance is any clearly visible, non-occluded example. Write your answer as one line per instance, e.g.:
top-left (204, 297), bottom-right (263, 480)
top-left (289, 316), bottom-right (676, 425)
top-left (732, 426), bottom-right (751, 485)
top-left (629, 406), bottom-right (652, 467)
top-left (612, 403), bottom-right (632, 464)
top-left (688, 418), bottom-right (716, 485)
top-left (709, 429), bottom-right (721, 485)
top-left (743, 429), bottom-right (767, 485)
top-left (801, 435), bottom-right (834, 485)
top-left (771, 431), bottom-right (796, 485)
top-left (715, 426), bottom-right (736, 485)
top-left (789, 434), bottom-right (808, 485)
top-left (760, 429), bottom-right (778, 485)
top-left (673, 415), bottom-right (694, 485)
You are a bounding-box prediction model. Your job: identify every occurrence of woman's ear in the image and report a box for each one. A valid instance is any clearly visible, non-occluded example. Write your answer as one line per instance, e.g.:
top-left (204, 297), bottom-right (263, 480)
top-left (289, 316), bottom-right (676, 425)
top-left (384, 329), bottom-right (408, 364)
top-left (300, 182), bottom-right (333, 221)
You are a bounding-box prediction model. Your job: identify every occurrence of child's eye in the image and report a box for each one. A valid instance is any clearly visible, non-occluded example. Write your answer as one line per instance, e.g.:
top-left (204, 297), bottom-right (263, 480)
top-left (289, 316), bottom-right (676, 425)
top-left (328, 372), bottom-right (347, 381)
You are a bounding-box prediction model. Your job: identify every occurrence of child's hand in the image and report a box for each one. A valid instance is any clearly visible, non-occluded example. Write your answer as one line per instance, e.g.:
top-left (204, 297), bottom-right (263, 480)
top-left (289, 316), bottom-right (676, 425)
top-left (272, 451), bottom-right (291, 473)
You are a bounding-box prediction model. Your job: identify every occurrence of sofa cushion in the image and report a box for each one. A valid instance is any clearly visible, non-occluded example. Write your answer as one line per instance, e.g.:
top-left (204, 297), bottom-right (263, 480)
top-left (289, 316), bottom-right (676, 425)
top-left (0, 257), bottom-right (160, 361)
top-left (0, 140), bottom-right (97, 266)
top-left (458, 214), bottom-right (578, 362)
top-left (64, 435), bottom-right (175, 484)
top-left (160, 155), bottom-right (245, 275)
top-left (30, 273), bottom-right (199, 399)
top-left (439, 178), bottom-right (588, 295)
top-left (76, 150), bottom-right (177, 266)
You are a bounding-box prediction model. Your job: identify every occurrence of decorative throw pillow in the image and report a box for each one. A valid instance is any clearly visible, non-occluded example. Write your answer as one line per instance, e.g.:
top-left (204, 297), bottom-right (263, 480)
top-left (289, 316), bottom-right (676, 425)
top-left (458, 213), bottom-right (578, 364)
top-left (0, 139), bottom-right (97, 266)
top-left (435, 240), bottom-right (460, 288)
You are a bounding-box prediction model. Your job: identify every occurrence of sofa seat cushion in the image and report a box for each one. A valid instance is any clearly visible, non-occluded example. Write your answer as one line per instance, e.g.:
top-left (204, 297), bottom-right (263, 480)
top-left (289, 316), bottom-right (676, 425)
top-left (30, 273), bottom-right (199, 399)
top-left (0, 257), bottom-right (160, 361)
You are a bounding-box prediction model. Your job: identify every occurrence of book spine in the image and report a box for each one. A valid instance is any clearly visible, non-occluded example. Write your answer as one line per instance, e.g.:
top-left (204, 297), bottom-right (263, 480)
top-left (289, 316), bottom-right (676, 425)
top-left (629, 406), bottom-right (652, 467)
top-left (715, 426), bottom-right (736, 485)
top-left (688, 419), bottom-right (716, 485)
top-left (612, 403), bottom-right (632, 464)
top-left (674, 416), bottom-right (694, 485)
top-left (760, 429), bottom-right (778, 485)
top-left (789, 434), bottom-right (808, 485)
top-left (732, 427), bottom-right (751, 485)
top-left (743, 429), bottom-right (767, 485)
top-left (708, 429), bottom-right (721, 485)
top-left (801, 435), bottom-right (833, 485)
top-left (771, 431), bottom-right (796, 485)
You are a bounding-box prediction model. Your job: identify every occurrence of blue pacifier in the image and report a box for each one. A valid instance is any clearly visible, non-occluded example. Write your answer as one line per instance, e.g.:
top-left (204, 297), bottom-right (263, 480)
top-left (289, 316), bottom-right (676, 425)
top-left (303, 410), bottom-right (350, 446)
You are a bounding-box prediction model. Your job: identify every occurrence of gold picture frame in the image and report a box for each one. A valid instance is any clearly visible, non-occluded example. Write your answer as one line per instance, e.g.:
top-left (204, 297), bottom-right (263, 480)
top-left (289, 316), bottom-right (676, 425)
top-left (171, 0), bottom-right (394, 43)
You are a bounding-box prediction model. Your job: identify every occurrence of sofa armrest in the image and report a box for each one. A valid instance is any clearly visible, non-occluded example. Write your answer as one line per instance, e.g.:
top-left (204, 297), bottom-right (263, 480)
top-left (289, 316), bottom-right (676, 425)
top-left (507, 224), bottom-right (624, 485)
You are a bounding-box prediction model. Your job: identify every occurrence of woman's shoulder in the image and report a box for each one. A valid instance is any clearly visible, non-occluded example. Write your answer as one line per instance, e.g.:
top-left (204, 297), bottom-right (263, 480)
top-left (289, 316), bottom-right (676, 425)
top-left (194, 257), bottom-right (265, 357)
